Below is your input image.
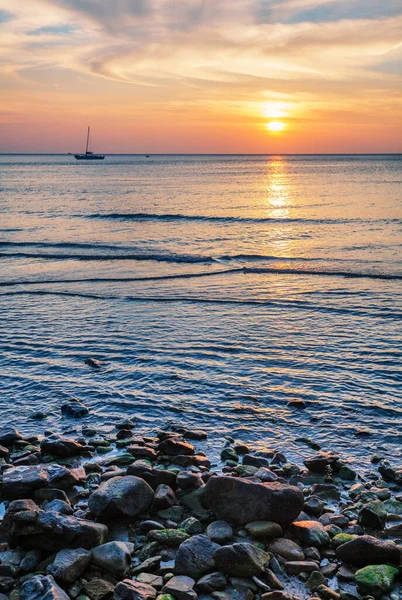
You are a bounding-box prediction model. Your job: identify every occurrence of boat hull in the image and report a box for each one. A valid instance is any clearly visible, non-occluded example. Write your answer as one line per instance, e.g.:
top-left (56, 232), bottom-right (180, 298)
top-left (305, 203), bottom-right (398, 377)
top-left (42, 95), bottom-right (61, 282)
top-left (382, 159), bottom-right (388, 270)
top-left (74, 154), bottom-right (105, 160)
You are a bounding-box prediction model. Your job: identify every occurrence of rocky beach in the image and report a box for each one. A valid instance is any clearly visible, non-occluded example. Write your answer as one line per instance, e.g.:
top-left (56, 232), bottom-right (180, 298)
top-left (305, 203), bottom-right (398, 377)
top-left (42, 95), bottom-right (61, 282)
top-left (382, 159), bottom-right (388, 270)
top-left (0, 401), bottom-right (401, 600)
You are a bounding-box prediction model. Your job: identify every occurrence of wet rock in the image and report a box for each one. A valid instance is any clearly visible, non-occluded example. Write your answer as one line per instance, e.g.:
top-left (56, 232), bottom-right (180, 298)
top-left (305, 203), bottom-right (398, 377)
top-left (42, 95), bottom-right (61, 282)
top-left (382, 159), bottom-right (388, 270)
top-left (136, 574), bottom-right (163, 589)
top-left (268, 538), bottom-right (304, 561)
top-left (290, 521), bottom-right (330, 548)
top-left (305, 570), bottom-right (327, 590)
top-left (20, 574), bottom-right (69, 600)
top-left (303, 497), bottom-right (324, 516)
top-left (310, 483), bottom-right (340, 501)
top-left (243, 454), bottom-right (269, 468)
top-left (45, 499), bottom-right (73, 515)
top-left (157, 439), bottom-right (195, 456)
top-left (128, 445), bottom-right (157, 460)
top-left (255, 467), bottom-right (278, 482)
top-left (200, 476), bottom-right (304, 526)
top-left (47, 548), bottom-right (90, 583)
top-left (206, 520), bottom-right (233, 544)
top-left (261, 592), bottom-right (299, 600)
top-left (162, 575), bottom-right (197, 600)
top-left (61, 398), bottom-right (89, 418)
top-left (29, 411), bottom-right (48, 420)
top-left (221, 447), bottom-right (238, 462)
top-left (88, 476), bottom-right (154, 519)
top-left (2, 465), bottom-right (49, 498)
top-left (355, 564), bottom-right (399, 598)
top-left (175, 534), bottom-right (219, 578)
top-left (0, 428), bottom-right (22, 446)
top-left (358, 501), bottom-right (386, 529)
top-left (213, 542), bottom-right (270, 577)
top-left (287, 399), bottom-right (306, 409)
top-left (91, 541), bottom-right (131, 575)
top-left (41, 434), bottom-right (87, 457)
top-left (115, 580), bottom-right (157, 600)
top-left (304, 453), bottom-right (339, 474)
top-left (196, 572), bottom-right (227, 593)
top-left (153, 484), bottom-right (176, 509)
top-left (176, 471), bottom-right (203, 491)
top-left (181, 517), bottom-right (204, 535)
top-left (182, 429), bottom-right (207, 440)
top-left (335, 535), bottom-right (400, 566)
top-left (85, 577), bottom-right (114, 599)
top-left (245, 521), bottom-right (282, 540)
top-left (85, 357), bottom-right (101, 369)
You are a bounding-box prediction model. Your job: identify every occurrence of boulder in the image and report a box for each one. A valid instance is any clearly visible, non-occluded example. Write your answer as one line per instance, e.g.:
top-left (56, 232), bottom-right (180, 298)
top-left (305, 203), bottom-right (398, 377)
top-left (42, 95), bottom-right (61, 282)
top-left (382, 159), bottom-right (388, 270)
top-left (20, 574), bottom-right (69, 600)
top-left (41, 434), bottom-right (87, 457)
top-left (84, 578), bottom-right (114, 599)
top-left (88, 476), bottom-right (154, 520)
top-left (91, 541), bottom-right (131, 575)
top-left (200, 476), bottom-right (304, 526)
top-left (47, 548), bottom-right (90, 583)
top-left (196, 572), bottom-right (227, 593)
top-left (358, 501), bottom-right (386, 529)
top-left (162, 576), bottom-right (197, 600)
top-left (175, 534), bottom-right (219, 579)
top-left (2, 465), bottom-right (49, 498)
top-left (304, 452), bottom-right (339, 473)
top-left (115, 580), bottom-right (157, 600)
top-left (0, 428), bottom-right (23, 446)
top-left (61, 399), bottom-right (89, 418)
top-left (213, 542), bottom-right (270, 577)
top-left (336, 535), bottom-right (400, 566)
top-left (355, 564), bottom-right (399, 598)
top-left (290, 521), bottom-right (330, 547)
top-left (157, 439), bottom-right (194, 456)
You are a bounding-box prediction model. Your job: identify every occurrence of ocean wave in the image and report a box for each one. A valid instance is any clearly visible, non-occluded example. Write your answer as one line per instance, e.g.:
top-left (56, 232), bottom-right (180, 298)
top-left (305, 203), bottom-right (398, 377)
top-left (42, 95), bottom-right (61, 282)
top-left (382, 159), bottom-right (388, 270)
top-left (85, 212), bottom-right (401, 226)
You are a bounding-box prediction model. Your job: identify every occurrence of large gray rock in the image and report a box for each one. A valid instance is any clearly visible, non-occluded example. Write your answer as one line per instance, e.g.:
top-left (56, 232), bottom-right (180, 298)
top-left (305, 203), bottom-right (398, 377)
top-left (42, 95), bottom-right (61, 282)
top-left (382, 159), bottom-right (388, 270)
top-left (196, 572), bottom-right (227, 593)
top-left (47, 548), bottom-right (90, 583)
top-left (200, 476), bottom-right (304, 526)
top-left (115, 579), bottom-right (157, 600)
top-left (336, 535), bottom-right (401, 566)
top-left (175, 534), bottom-right (220, 579)
top-left (206, 520), bottom-right (233, 544)
top-left (2, 465), bottom-right (49, 498)
top-left (213, 542), bottom-right (270, 577)
top-left (20, 574), bottom-right (69, 600)
top-left (4, 501), bottom-right (107, 551)
top-left (41, 434), bottom-right (87, 457)
top-left (91, 541), bottom-right (131, 575)
top-left (88, 476), bottom-right (154, 520)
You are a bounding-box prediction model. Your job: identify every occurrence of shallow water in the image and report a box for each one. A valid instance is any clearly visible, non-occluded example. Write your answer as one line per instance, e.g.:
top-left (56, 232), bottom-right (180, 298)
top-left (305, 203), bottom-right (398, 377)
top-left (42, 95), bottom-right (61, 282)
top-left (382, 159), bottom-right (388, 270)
top-left (1, 154), bottom-right (401, 466)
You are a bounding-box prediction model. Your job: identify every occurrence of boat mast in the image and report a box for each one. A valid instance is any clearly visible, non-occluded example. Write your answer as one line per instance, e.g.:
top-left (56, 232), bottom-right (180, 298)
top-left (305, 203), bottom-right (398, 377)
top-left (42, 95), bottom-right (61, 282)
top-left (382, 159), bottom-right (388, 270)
top-left (86, 126), bottom-right (90, 154)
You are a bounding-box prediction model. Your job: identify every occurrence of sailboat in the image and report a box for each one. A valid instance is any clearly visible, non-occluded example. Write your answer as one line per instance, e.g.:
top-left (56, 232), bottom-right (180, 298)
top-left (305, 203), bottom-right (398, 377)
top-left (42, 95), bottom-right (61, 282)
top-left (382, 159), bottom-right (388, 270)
top-left (74, 126), bottom-right (105, 160)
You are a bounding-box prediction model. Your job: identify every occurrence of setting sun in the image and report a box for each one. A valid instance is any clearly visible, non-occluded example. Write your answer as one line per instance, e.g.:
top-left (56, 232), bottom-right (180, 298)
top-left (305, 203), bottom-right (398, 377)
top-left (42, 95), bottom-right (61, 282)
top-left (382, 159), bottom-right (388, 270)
top-left (266, 121), bottom-right (286, 132)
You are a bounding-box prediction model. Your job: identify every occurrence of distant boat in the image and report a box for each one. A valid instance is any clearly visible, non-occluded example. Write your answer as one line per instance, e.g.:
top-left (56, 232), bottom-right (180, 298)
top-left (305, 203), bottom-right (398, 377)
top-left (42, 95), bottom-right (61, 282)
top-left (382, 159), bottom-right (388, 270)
top-left (74, 127), bottom-right (105, 160)
top-left (146, 154), bottom-right (150, 158)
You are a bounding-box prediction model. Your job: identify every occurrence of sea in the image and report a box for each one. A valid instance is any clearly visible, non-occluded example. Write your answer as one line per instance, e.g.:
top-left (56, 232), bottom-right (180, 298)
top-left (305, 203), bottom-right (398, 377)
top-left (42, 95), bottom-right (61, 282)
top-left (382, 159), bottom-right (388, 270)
top-left (0, 154), bottom-right (401, 468)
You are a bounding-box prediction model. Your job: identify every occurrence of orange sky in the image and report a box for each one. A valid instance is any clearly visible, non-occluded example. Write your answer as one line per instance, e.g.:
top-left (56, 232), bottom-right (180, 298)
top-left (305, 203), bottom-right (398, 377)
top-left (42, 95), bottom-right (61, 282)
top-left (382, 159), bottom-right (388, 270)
top-left (0, 0), bottom-right (401, 153)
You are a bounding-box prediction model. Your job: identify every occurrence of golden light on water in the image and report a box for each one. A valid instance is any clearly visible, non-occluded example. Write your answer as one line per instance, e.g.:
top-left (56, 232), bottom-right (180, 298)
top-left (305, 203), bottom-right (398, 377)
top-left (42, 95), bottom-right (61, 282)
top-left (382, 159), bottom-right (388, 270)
top-left (266, 121), bottom-right (286, 132)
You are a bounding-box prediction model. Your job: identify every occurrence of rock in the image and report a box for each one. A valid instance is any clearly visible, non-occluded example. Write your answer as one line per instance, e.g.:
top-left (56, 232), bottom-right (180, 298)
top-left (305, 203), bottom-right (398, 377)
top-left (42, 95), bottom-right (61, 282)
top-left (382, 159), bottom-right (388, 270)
top-left (88, 476), bottom-right (154, 520)
top-left (213, 542), bottom-right (270, 577)
top-left (4, 502), bottom-right (107, 551)
top-left (153, 484), bottom-right (176, 509)
top-left (20, 574), bottom-right (69, 600)
top-left (306, 570), bottom-right (327, 590)
top-left (41, 434), bottom-right (87, 457)
top-left (255, 467), bottom-right (278, 482)
top-left (176, 472), bottom-right (203, 491)
top-left (290, 521), bottom-right (330, 547)
top-left (85, 578), bottom-right (114, 599)
top-left (29, 411), bottom-right (48, 420)
top-left (200, 476), bottom-right (303, 526)
top-left (175, 534), bottom-right (219, 579)
top-left (61, 399), bottom-right (89, 418)
top-left (304, 452), bottom-right (339, 473)
top-left (284, 561), bottom-right (320, 575)
top-left (206, 520), bottom-right (233, 544)
top-left (2, 465), bottom-right (49, 498)
top-left (355, 564), bottom-right (399, 598)
top-left (287, 399), bottom-right (306, 409)
top-left (261, 593), bottom-right (299, 600)
top-left (0, 428), bottom-right (22, 445)
top-left (91, 541), bottom-right (131, 575)
top-left (48, 548), bottom-right (90, 583)
top-left (196, 572), bottom-right (227, 593)
top-left (136, 574), bottom-right (163, 589)
top-left (335, 535), bottom-right (400, 566)
top-left (162, 576), bottom-right (196, 600)
top-left (304, 497), bottom-right (324, 516)
top-left (181, 517), bottom-right (203, 535)
top-left (245, 521), bottom-right (282, 540)
top-left (45, 499), bottom-right (73, 515)
top-left (221, 447), bottom-right (238, 462)
top-left (268, 538), bottom-right (305, 561)
top-left (148, 529), bottom-right (190, 546)
top-left (85, 358), bottom-right (101, 368)
top-left (358, 501), bottom-right (386, 529)
top-left (115, 580), bottom-right (157, 600)
top-left (182, 429), bottom-right (207, 440)
top-left (157, 439), bottom-right (194, 456)
top-left (243, 454), bottom-right (269, 468)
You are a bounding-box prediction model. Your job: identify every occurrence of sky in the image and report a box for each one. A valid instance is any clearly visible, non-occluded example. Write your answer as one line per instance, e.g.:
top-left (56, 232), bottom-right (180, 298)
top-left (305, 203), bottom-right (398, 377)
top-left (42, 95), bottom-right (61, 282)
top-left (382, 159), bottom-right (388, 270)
top-left (0, 0), bottom-right (401, 153)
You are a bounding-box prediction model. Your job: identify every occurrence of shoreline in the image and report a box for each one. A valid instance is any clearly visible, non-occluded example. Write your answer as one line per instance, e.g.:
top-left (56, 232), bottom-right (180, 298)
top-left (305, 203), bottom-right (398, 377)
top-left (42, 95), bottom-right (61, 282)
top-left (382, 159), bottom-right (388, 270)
top-left (0, 409), bottom-right (401, 599)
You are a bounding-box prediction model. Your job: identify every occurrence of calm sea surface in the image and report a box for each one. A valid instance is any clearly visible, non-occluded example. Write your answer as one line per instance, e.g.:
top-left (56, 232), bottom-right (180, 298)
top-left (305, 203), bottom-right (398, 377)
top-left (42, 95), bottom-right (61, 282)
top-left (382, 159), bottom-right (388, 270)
top-left (1, 154), bottom-right (401, 466)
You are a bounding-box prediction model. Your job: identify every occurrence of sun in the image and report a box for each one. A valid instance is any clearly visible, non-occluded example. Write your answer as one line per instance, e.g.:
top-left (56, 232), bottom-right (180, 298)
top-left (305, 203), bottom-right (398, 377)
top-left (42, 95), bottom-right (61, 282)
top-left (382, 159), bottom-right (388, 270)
top-left (266, 121), bottom-right (286, 132)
